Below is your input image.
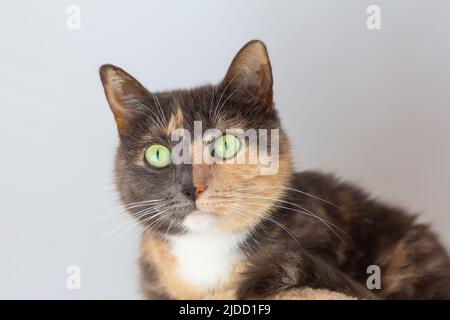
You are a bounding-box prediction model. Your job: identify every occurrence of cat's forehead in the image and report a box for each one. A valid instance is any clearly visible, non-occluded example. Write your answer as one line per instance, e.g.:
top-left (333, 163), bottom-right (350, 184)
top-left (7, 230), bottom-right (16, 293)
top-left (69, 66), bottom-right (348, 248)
top-left (158, 85), bottom-right (214, 111)
top-left (147, 86), bottom-right (247, 134)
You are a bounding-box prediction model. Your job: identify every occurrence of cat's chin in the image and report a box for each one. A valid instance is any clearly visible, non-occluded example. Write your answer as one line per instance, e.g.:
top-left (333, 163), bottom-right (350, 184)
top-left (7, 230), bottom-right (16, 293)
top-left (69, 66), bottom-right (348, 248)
top-left (183, 210), bottom-right (218, 233)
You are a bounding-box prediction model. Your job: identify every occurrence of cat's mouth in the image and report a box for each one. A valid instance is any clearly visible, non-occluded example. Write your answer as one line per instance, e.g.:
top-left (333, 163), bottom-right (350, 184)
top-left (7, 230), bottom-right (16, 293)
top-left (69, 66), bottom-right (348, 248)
top-left (183, 210), bottom-right (218, 233)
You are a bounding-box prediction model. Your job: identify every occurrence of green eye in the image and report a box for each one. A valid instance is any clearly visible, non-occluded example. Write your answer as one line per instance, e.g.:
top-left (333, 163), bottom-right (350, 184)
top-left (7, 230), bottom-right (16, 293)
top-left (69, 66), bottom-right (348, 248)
top-left (145, 144), bottom-right (172, 168)
top-left (213, 135), bottom-right (241, 160)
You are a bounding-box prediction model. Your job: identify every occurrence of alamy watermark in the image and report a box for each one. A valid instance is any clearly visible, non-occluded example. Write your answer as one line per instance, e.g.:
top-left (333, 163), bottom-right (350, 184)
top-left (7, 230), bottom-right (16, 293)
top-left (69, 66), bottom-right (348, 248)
top-left (66, 5), bottom-right (81, 30)
top-left (366, 264), bottom-right (382, 290)
top-left (66, 265), bottom-right (81, 290)
top-left (367, 5), bottom-right (381, 30)
top-left (168, 121), bottom-right (280, 175)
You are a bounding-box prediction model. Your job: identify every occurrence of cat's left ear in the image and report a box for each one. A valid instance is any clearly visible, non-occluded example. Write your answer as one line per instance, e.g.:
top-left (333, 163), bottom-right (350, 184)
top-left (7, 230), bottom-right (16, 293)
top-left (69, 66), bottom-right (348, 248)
top-left (222, 40), bottom-right (273, 109)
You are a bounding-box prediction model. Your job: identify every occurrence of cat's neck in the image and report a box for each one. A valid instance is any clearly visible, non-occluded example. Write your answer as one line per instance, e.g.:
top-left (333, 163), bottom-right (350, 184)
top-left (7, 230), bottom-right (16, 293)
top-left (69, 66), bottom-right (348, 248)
top-left (167, 230), bottom-right (248, 292)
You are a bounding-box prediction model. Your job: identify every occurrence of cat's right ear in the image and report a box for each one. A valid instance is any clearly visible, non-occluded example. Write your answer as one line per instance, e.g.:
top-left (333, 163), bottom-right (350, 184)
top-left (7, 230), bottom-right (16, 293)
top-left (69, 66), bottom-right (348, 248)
top-left (99, 64), bottom-right (149, 135)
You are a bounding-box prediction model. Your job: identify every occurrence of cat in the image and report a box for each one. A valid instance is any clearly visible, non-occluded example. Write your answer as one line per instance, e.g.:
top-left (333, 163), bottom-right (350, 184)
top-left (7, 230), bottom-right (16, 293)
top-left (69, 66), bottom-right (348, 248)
top-left (99, 40), bottom-right (450, 299)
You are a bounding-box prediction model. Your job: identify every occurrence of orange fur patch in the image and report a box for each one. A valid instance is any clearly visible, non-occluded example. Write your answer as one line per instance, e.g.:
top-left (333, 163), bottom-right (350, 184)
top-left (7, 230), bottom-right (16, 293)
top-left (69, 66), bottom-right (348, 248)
top-left (194, 135), bottom-right (293, 233)
top-left (165, 106), bottom-right (184, 136)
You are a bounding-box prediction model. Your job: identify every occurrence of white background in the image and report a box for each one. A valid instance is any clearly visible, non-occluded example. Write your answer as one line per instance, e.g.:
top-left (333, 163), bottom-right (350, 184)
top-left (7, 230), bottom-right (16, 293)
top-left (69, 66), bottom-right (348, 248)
top-left (1, 0), bottom-right (449, 298)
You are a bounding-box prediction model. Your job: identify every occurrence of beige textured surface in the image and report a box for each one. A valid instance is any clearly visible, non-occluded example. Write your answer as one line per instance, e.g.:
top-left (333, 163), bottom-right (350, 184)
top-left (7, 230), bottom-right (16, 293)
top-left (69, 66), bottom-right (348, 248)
top-left (267, 287), bottom-right (356, 300)
top-left (203, 287), bottom-right (356, 300)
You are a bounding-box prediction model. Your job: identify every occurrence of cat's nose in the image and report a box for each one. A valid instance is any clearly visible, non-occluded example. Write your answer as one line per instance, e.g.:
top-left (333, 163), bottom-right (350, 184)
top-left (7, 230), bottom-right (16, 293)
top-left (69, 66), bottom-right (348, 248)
top-left (181, 185), bottom-right (197, 201)
top-left (181, 183), bottom-right (206, 201)
top-left (195, 182), bottom-right (206, 196)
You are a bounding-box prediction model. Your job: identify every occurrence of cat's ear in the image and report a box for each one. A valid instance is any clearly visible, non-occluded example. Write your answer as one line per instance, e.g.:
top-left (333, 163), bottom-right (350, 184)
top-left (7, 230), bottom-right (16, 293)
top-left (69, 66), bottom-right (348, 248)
top-left (99, 64), bottom-right (149, 134)
top-left (222, 40), bottom-right (273, 109)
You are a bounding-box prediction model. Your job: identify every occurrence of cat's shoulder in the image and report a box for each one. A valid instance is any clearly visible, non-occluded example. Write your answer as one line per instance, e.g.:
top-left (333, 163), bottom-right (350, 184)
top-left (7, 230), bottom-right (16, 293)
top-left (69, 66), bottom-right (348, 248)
top-left (289, 170), bottom-right (371, 205)
top-left (293, 170), bottom-right (339, 184)
top-left (292, 170), bottom-right (358, 190)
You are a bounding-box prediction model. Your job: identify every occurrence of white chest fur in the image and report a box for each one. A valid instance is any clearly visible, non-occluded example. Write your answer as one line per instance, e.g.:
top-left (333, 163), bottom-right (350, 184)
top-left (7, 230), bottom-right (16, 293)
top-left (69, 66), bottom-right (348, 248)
top-left (167, 231), bottom-right (248, 291)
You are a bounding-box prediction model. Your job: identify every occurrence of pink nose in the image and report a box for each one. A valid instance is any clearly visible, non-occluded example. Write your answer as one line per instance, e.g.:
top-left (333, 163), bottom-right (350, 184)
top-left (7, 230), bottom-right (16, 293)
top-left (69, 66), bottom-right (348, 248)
top-left (195, 183), bottom-right (206, 196)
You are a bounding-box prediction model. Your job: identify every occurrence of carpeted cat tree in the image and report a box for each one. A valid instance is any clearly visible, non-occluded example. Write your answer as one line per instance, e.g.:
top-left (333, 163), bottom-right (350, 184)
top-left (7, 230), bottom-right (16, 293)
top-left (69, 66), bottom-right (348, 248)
top-left (204, 287), bottom-right (356, 300)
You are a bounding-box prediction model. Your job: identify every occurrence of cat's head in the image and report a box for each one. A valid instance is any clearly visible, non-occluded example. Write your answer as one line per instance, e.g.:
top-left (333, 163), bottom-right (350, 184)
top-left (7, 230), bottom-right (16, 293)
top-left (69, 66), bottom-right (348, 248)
top-left (100, 40), bottom-right (293, 235)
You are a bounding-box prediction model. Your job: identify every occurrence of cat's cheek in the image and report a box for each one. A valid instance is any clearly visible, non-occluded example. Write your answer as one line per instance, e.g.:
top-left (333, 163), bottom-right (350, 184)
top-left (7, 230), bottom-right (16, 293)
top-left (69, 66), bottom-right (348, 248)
top-left (183, 210), bottom-right (218, 233)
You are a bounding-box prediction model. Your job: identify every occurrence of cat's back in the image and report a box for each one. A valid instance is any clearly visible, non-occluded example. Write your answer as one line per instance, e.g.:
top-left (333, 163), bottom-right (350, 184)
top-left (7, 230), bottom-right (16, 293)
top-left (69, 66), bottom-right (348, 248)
top-left (288, 169), bottom-right (427, 254)
top-left (287, 170), bottom-right (450, 298)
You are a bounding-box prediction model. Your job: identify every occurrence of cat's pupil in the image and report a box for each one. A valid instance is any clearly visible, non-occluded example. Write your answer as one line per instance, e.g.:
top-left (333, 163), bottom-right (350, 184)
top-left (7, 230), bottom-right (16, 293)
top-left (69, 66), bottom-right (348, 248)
top-left (156, 149), bottom-right (160, 159)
